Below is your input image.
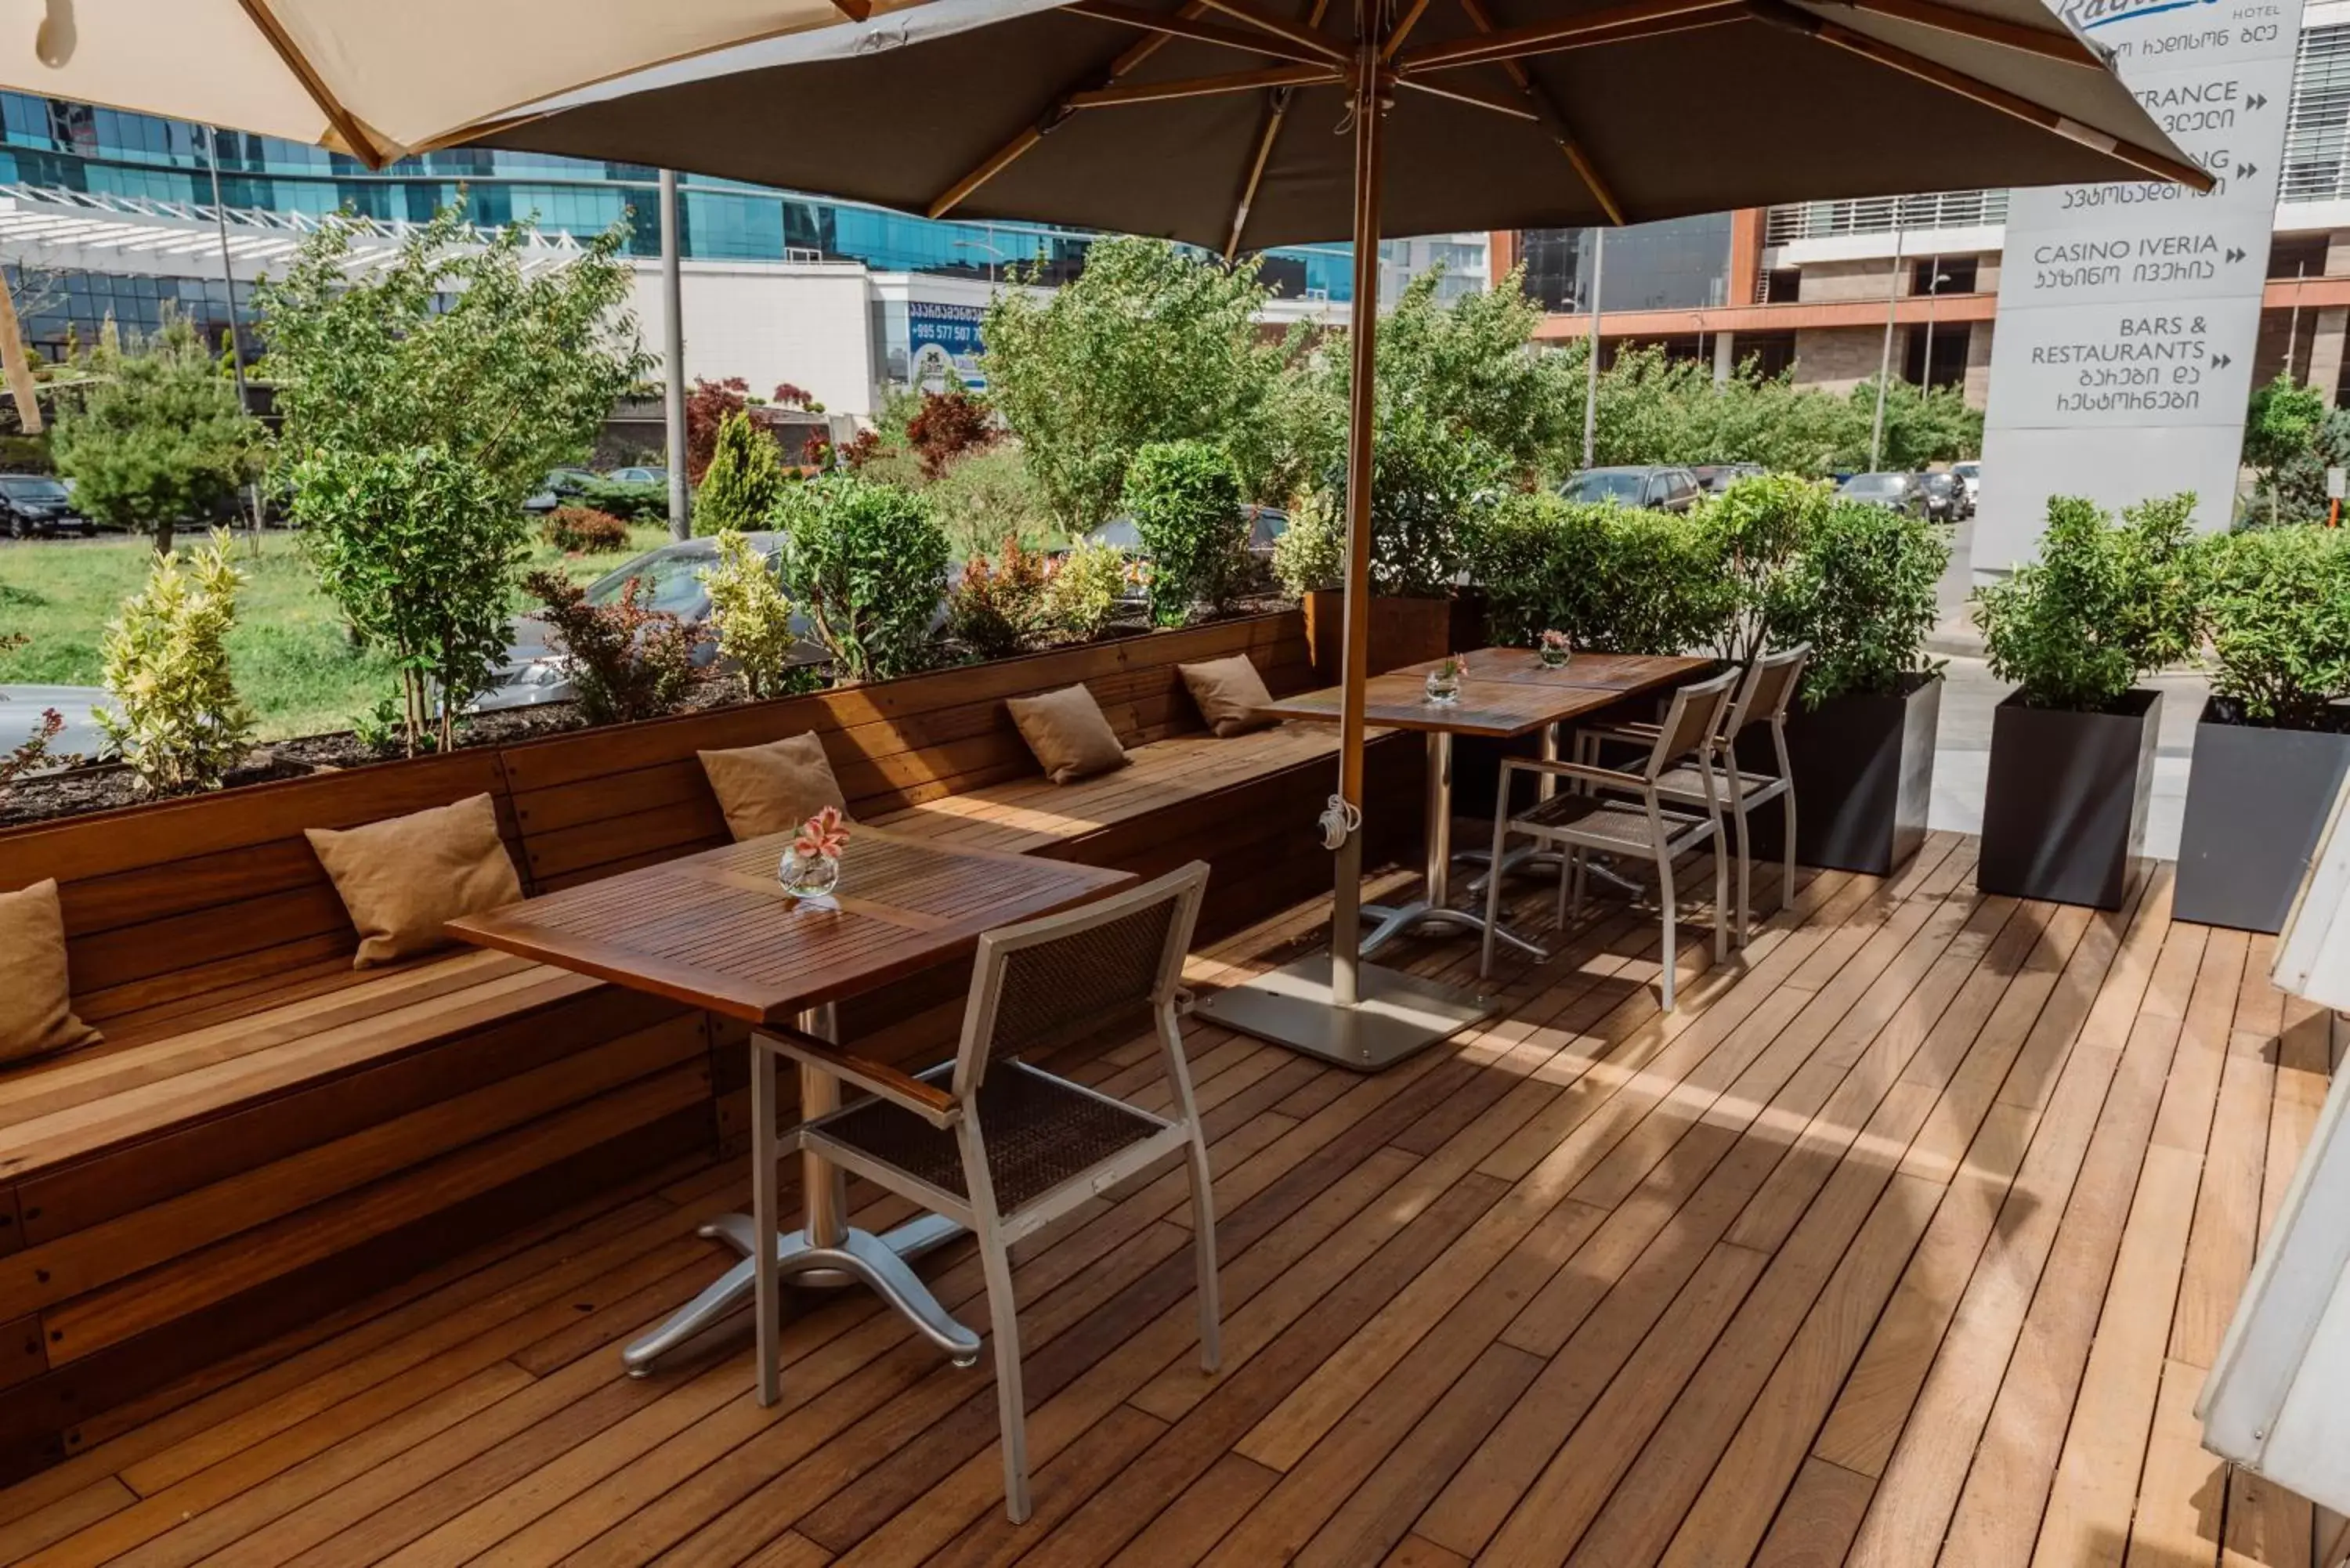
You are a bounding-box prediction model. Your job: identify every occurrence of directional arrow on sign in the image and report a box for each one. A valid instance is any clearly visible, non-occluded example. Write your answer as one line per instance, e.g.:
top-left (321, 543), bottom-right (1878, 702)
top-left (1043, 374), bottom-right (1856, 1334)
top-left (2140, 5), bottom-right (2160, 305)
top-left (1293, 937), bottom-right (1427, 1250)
top-left (2212, 354), bottom-right (2233, 369)
top-left (2227, 247), bottom-right (2247, 263)
top-left (2249, 92), bottom-right (2269, 110)
top-left (2238, 162), bottom-right (2258, 179)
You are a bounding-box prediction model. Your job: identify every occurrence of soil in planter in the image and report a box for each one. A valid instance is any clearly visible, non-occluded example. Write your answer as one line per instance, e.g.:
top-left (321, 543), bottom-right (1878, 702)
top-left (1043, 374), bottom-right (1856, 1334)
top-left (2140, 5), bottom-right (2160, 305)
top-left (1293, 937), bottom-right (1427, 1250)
top-left (1, 752), bottom-right (318, 828)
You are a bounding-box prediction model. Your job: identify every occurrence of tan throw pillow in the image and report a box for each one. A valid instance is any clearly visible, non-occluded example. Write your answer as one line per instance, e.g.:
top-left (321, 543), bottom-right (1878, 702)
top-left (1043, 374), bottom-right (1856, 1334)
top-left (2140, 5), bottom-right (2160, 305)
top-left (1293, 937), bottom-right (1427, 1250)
top-left (1007, 684), bottom-right (1130, 786)
top-left (0, 880), bottom-right (101, 1064)
top-left (306, 793), bottom-right (524, 968)
top-left (1179, 655), bottom-right (1278, 738)
top-left (699, 732), bottom-right (848, 842)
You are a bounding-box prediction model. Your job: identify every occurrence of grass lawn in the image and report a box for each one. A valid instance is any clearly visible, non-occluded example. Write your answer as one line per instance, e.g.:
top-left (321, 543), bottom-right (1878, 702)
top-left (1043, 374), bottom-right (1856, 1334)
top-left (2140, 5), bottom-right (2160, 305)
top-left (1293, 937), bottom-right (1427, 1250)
top-left (0, 523), bottom-right (677, 742)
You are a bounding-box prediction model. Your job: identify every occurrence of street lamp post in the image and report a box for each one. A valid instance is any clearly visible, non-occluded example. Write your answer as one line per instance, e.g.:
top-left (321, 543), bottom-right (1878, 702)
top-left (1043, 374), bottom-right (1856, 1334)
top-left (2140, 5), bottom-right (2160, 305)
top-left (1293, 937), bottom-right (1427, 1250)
top-left (1868, 217), bottom-right (1906, 472)
top-left (204, 125), bottom-right (262, 537)
top-left (1582, 228), bottom-right (1604, 471)
top-left (1920, 261), bottom-right (1953, 392)
top-left (660, 168), bottom-right (689, 541)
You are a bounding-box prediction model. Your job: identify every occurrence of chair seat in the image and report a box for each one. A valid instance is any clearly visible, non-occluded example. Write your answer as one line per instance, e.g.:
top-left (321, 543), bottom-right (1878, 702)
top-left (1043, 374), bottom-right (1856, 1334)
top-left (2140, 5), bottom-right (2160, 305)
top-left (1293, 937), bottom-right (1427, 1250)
top-left (811, 1060), bottom-right (1169, 1213)
top-left (1509, 791), bottom-right (1715, 854)
top-left (1655, 762), bottom-right (1790, 807)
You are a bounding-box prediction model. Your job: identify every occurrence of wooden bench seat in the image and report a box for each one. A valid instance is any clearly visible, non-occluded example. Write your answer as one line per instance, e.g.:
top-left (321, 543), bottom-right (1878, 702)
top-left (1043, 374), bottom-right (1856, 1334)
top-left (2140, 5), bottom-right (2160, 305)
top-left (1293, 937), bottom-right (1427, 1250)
top-left (0, 608), bottom-right (1425, 1483)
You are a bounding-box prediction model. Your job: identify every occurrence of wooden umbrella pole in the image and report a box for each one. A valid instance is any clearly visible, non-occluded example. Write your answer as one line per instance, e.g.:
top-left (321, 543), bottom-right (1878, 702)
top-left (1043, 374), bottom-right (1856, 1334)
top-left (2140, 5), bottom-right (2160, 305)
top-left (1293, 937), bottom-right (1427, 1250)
top-left (1332, 31), bottom-right (1385, 1007)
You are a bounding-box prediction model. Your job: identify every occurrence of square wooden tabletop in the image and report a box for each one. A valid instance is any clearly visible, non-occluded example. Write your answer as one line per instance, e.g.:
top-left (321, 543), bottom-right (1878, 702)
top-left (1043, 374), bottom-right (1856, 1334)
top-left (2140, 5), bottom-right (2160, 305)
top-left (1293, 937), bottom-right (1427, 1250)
top-left (446, 826), bottom-right (1135, 1025)
top-left (1254, 651), bottom-right (1714, 739)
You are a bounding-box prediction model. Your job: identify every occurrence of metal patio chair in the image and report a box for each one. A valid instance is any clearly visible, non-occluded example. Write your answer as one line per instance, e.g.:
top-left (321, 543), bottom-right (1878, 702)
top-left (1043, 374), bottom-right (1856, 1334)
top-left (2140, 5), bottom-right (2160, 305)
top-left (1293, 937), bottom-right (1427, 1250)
top-left (769, 861), bottom-right (1219, 1523)
top-left (1577, 645), bottom-right (1811, 948)
top-left (1482, 667), bottom-right (1739, 1009)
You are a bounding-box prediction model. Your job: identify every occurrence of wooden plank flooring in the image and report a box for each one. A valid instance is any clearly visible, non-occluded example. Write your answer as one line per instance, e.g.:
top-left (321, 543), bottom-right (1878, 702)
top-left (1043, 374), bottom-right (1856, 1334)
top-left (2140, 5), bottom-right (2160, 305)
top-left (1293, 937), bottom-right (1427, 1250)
top-left (0, 833), bottom-right (2338, 1568)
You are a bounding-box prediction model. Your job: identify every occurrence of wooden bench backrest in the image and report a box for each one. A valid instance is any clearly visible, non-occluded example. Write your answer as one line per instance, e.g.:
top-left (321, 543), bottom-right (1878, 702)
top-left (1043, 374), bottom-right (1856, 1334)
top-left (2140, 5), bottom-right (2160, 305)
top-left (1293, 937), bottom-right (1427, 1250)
top-left (500, 611), bottom-right (1314, 891)
top-left (0, 611), bottom-right (1314, 1025)
top-left (0, 753), bottom-right (522, 1029)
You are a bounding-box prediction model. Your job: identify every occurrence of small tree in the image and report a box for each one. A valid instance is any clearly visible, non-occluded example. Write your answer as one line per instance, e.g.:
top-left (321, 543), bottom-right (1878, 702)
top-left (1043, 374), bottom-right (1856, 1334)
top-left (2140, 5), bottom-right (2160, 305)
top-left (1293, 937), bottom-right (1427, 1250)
top-left (905, 388), bottom-right (998, 479)
top-left (2198, 526), bottom-right (2350, 728)
top-left (698, 529), bottom-right (812, 699)
top-left (684, 377), bottom-right (752, 482)
top-left (1766, 496), bottom-right (1950, 706)
top-left (696, 411), bottom-right (786, 535)
top-left (291, 445), bottom-right (528, 755)
top-left (1974, 493), bottom-right (2201, 711)
top-left (1697, 472), bottom-right (1830, 664)
top-left (1123, 440), bottom-right (1247, 627)
top-left (51, 313), bottom-right (259, 556)
top-left (1271, 491), bottom-right (1344, 598)
top-left (525, 571), bottom-right (706, 724)
top-left (773, 475), bottom-right (950, 682)
top-left (1040, 539), bottom-right (1130, 641)
top-left (98, 529), bottom-right (254, 794)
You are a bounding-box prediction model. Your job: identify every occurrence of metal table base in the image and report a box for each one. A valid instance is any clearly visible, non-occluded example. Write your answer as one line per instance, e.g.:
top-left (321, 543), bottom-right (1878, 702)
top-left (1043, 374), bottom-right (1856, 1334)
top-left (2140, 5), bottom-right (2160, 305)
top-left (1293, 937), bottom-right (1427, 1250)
top-left (1361, 731), bottom-right (1548, 961)
top-left (621, 1005), bottom-right (983, 1389)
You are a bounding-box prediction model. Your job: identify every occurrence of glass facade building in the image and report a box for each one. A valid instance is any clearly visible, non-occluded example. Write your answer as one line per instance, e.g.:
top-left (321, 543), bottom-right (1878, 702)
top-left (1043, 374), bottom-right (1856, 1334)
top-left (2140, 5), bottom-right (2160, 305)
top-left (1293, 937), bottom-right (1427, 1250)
top-left (0, 90), bottom-right (1365, 362)
top-left (1517, 213), bottom-right (1734, 315)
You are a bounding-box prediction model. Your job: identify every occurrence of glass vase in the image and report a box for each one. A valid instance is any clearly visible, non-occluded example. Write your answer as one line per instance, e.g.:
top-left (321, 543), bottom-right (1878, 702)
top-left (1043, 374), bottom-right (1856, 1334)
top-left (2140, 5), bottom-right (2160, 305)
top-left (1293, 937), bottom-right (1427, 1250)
top-left (1425, 667), bottom-right (1461, 704)
top-left (779, 847), bottom-right (841, 901)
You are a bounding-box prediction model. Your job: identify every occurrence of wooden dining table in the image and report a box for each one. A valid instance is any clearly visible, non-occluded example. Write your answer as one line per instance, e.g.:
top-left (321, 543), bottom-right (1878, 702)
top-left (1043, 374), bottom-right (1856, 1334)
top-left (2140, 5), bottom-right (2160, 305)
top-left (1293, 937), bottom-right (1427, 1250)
top-left (448, 824), bottom-right (1133, 1379)
top-left (1255, 649), bottom-right (1712, 958)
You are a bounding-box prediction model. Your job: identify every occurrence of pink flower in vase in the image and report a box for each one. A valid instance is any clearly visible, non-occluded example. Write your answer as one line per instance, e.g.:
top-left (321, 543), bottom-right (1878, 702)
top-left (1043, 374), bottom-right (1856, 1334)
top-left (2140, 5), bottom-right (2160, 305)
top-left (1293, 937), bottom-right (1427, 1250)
top-left (794, 805), bottom-right (851, 862)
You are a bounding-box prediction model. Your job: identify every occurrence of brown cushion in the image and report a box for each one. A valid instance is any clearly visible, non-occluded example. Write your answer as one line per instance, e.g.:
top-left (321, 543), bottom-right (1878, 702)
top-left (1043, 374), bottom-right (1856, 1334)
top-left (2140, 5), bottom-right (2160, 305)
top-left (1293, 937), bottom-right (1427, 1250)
top-left (0, 879), bottom-right (101, 1064)
top-left (700, 732), bottom-right (848, 841)
top-left (1007, 684), bottom-right (1130, 786)
top-left (306, 793), bottom-right (525, 968)
top-left (1179, 654), bottom-right (1278, 738)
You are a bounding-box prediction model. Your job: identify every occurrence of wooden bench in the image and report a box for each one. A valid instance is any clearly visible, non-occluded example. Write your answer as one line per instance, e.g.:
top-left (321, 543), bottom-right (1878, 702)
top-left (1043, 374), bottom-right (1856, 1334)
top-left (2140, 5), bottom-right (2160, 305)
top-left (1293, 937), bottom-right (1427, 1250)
top-left (0, 609), bottom-right (1420, 1482)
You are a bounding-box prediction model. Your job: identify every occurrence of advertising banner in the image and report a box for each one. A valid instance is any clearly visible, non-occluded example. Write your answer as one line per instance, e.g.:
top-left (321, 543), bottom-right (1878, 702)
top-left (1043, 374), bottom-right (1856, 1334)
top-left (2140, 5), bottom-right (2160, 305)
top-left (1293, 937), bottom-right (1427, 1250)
top-left (908, 301), bottom-right (987, 391)
top-left (1974, 0), bottom-right (2305, 569)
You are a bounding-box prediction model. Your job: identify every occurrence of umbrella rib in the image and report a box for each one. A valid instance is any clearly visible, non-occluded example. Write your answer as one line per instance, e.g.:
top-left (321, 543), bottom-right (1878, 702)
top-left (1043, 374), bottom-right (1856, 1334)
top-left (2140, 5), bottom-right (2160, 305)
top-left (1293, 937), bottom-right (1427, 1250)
top-left (1455, 0), bottom-right (1627, 223)
top-left (236, 0), bottom-right (385, 165)
top-left (1191, 0), bottom-right (1352, 64)
top-left (1748, 0), bottom-right (2213, 188)
top-left (929, 4), bottom-right (1206, 217)
top-left (1395, 75), bottom-right (1542, 119)
top-left (1382, 0), bottom-right (1439, 60)
top-left (1401, 0), bottom-right (1745, 70)
top-left (1062, 2), bottom-right (1342, 66)
top-left (1226, 0), bottom-right (1331, 258)
top-left (1068, 63), bottom-right (1343, 107)
top-left (1823, 0), bottom-right (2104, 67)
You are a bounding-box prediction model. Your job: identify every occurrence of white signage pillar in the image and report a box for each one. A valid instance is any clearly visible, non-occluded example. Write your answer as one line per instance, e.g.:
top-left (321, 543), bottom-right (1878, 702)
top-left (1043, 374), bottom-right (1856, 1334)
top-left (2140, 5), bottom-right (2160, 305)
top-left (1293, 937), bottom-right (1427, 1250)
top-left (1974, 0), bottom-right (2305, 570)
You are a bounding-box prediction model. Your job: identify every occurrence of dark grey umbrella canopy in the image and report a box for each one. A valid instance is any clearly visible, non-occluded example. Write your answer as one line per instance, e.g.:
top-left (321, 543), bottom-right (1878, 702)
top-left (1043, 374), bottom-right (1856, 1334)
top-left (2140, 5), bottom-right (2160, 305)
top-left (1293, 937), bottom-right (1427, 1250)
top-left (481, 0), bottom-right (2204, 252)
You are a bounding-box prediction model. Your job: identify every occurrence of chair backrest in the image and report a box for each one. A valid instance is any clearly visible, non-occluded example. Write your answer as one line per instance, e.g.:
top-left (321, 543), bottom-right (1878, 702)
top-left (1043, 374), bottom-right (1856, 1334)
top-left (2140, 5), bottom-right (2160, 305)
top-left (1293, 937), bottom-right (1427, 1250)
top-left (1727, 644), bottom-right (1811, 737)
top-left (1643, 668), bottom-right (1742, 781)
top-left (951, 860), bottom-right (1210, 1097)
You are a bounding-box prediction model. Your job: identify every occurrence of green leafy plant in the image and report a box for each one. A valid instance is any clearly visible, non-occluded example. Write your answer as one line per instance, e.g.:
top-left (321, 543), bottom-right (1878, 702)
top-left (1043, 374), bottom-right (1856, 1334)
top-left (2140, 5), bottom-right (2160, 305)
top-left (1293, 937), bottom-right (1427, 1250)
top-left (98, 529), bottom-right (255, 794)
top-left (772, 475), bottom-right (950, 682)
top-left (920, 444), bottom-right (1052, 563)
top-left (1123, 439), bottom-right (1248, 627)
top-left (1698, 473), bottom-right (1833, 664)
top-left (1766, 496), bottom-right (1950, 706)
top-left (1473, 493), bottom-right (1734, 656)
top-left (254, 203), bottom-right (649, 511)
top-left (698, 529), bottom-right (815, 699)
top-left (2, 703), bottom-right (67, 784)
top-left (543, 505), bottom-right (629, 553)
top-left (942, 537), bottom-right (1050, 659)
top-left (1271, 490), bottom-right (1344, 598)
top-left (2197, 525), bottom-right (2350, 728)
top-left (525, 570), bottom-right (706, 724)
top-left (1973, 493), bottom-right (2201, 711)
top-left (50, 313), bottom-right (261, 556)
top-left (291, 445), bottom-right (528, 756)
top-left (1041, 539), bottom-right (1130, 641)
top-left (696, 410), bottom-right (786, 535)
top-left (1326, 410), bottom-right (1503, 598)
top-left (573, 477), bottom-right (667, 522)
top-left (348, 694), bottom-right (418, 757)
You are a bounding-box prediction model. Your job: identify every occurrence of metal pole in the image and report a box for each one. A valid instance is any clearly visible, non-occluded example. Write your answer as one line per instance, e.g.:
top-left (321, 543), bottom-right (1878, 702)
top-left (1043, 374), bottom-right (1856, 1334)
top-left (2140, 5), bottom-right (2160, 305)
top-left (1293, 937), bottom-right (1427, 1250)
top-left (1331, 36), bottom-right (1386, 1009)
top-left (1582, 229), bottom-right (1603, 469)
top-left (204, 126), bottom-right (261, 537)
top-left (1921, 256), bottom-right (1940, 392)
top-left (660, 168), bottom-right (690, 540)
top-left (1869, 222), bottom-right (1904, 471)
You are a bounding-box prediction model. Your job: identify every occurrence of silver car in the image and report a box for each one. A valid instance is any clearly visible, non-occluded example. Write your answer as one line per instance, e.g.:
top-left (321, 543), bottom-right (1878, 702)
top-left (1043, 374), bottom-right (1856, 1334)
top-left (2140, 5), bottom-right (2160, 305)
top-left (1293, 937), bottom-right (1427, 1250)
top-left (473, 533), bottom-right (826, 711)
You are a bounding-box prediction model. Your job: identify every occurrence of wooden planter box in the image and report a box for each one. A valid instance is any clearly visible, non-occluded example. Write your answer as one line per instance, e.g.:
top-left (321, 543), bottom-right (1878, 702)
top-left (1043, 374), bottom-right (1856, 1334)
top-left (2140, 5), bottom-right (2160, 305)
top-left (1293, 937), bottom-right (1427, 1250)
top-left (1303, 591), bottom-right (1455, 683)
top-left (1979, 688), bottom-right (2160, 911)
top-left (1739, 674), bottom-right (1941, 877)
top-left (2175, 699), bottom-right (2350, 933)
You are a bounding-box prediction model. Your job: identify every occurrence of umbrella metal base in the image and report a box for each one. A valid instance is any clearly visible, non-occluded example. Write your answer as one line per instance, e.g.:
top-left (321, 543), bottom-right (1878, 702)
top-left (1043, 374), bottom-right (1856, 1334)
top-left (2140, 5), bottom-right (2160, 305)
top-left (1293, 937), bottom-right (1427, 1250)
top-left (1195, 954), bottom-right (1494, 1071)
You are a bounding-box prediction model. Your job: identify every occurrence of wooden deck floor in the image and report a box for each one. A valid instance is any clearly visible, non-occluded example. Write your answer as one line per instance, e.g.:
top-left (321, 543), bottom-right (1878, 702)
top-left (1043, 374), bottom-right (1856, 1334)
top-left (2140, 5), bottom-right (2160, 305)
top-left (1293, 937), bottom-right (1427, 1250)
top-left (0, 833), bottom-right (2340, 1568)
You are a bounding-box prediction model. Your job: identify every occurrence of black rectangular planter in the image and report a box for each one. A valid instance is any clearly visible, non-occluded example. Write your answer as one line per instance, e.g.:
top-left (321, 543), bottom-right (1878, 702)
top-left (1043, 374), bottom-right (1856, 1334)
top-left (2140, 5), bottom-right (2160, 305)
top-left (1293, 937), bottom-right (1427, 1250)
top-left (1979, 688), bottom-right (2160, 911)
top-left (2174, 699), bottom-right (2350, 933)
top-left (1739, 674), bottom-right (1941, 877)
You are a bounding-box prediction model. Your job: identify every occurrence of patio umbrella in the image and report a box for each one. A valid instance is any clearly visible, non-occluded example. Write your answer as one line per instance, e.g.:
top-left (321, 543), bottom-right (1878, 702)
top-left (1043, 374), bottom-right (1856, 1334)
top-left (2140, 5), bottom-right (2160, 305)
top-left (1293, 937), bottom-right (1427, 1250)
top-left (1, 0), bottom-right (2204, 1064)
top-left (443, 0), bottom-right (2202, 1064)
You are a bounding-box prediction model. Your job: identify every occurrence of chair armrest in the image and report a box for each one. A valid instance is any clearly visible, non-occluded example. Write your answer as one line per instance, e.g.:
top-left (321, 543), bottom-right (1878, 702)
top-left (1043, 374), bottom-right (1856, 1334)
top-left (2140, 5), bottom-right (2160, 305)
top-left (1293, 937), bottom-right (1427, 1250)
top-left (757, 1024), bottom-right (960, 1129)
top-left (1502, 757), bottom-right (1650, 794)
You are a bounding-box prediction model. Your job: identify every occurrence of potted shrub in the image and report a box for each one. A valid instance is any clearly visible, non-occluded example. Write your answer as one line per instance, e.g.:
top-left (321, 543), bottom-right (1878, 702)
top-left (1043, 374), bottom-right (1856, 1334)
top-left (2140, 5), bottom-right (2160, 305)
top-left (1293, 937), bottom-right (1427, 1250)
top-left (2174, 525), bottom-right (2350, 930)
top-left (1972, 493), bottom-right (2200, 909)
top-left (1742, 492), bottom-right (1950, 875)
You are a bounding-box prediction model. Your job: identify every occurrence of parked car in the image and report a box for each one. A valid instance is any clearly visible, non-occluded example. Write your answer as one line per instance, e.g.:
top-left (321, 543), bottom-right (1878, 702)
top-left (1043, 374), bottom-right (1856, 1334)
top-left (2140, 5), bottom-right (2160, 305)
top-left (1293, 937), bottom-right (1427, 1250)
top-left (1838, 471), bottom-right (1930, 518)
top-left (1559, 466), bottom-right (1701, 512)
top-left (0, 474), bottom-right (92, 539)
top-left (1920, 471), bottom-right (1963, 522)
top-left (520, 467), bottom-right (600, 515)
top-left (472, 533), bottom-right (826, 712)
top-left (1080, 503), bottom-right (1288, 606)
top-left (604, 465), bottom-right (670, 487)
top-left (1690, 462), bottom-right (1765, 494)
top-left (1950, 460), bottom-right (1981, 513)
